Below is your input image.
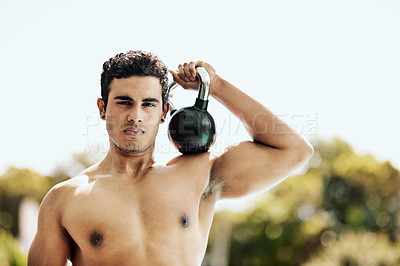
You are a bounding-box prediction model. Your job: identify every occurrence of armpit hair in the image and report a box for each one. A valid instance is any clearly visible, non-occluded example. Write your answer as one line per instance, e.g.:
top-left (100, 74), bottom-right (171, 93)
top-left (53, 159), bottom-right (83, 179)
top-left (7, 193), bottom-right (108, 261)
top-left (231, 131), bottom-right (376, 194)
top-left (201, 175), bottom-right (226, 201)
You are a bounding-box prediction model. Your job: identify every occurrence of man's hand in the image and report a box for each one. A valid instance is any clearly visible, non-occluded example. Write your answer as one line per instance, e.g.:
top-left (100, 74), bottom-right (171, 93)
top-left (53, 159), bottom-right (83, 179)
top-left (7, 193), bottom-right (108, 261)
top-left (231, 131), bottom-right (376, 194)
top-left (169, 61), bottom-right (220, 95)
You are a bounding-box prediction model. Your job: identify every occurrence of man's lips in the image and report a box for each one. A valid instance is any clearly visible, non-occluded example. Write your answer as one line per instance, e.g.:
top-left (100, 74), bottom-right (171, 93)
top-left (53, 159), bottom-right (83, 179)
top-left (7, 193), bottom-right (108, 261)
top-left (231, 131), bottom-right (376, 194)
top-left (123, 128), bottom-right (145, 137)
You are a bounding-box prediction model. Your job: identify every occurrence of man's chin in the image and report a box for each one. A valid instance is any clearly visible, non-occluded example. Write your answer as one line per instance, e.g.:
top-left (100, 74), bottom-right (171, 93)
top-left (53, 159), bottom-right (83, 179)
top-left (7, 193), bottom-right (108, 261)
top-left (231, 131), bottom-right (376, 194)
top-left (122, 143), bottom-right (152, 154)
top-left (110, 138), bottom-right (154, 155)
top-left (124, 148), bottom-right (144, 153)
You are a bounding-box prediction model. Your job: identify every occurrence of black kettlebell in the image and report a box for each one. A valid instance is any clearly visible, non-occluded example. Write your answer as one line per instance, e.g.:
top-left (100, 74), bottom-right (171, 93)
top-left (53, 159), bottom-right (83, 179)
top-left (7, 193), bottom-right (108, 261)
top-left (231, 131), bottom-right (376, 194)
top-left (168, 67), bottom-right (216, 154)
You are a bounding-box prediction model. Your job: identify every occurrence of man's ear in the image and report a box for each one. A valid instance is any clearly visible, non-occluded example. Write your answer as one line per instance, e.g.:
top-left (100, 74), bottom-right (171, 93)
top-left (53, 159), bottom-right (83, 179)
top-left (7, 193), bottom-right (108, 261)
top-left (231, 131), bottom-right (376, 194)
top-left (160, 102), bottom-right (170, 124)
top-left (97, 98), bottom-right (106, 120)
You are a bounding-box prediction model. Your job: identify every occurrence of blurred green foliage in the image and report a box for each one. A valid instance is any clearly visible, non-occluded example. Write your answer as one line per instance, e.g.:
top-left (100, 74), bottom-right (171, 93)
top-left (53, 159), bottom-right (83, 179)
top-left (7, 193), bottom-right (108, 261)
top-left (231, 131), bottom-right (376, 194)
top-left (303, 231), bottom-right (400, 266)
top-left (206, 138), bottom-right (400, 265)
top-left (0, 229), bottom-right (26, 266)
top-left (0, 150), bottom-right (98, 238)
top-left (0, 151), bottom-right (97, 265)
top-left (0, 167), bottom-right (67, 236)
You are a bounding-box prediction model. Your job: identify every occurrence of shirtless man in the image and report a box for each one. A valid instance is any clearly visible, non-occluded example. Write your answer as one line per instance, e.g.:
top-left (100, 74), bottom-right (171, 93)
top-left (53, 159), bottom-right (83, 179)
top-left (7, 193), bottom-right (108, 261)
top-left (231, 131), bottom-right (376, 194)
top-left (28, 50), bottom-right (314, 265)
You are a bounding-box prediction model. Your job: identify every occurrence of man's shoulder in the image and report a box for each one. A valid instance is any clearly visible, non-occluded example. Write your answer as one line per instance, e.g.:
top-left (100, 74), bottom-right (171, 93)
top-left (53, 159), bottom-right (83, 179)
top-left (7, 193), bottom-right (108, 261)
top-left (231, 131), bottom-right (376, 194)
top-left (165, 152), bottom-right (213, 167)
top-left (42, 176), bottom-right (88, 207)
top-left (53, 175), bottom-right (88, 192)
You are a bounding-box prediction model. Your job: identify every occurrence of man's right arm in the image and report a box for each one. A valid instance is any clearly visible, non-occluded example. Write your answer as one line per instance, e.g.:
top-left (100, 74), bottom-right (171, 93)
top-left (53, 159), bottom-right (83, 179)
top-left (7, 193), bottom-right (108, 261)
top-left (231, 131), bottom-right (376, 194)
top-left (28, 183), bottom-right (73, 266)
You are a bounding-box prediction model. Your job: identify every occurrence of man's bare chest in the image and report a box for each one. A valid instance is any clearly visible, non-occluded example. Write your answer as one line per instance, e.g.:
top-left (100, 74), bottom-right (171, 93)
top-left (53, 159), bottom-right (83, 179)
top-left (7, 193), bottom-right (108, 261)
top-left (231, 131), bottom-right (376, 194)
top-left (61, 177), bottom-right (204, 252)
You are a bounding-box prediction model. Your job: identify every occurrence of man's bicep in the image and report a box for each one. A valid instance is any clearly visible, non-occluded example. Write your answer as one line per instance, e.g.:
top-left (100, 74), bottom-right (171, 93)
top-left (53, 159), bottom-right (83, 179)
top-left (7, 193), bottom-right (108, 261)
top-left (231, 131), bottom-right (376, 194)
top-left (28, 186), bottom-right (73, 266)
top-left (210, 141), bottom-right (300, 199)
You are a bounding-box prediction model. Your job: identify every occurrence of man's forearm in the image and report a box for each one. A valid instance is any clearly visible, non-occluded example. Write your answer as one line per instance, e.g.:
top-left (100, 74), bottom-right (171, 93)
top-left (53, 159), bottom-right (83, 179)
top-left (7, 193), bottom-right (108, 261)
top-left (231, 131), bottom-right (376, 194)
top-left (211, 76), bottom-right (311, 151)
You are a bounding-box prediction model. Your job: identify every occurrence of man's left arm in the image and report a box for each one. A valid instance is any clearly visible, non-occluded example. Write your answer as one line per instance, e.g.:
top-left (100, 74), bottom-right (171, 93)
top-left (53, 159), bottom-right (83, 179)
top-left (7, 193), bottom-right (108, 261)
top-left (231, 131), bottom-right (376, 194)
top-left (170, 61), bottom-right (314, 199)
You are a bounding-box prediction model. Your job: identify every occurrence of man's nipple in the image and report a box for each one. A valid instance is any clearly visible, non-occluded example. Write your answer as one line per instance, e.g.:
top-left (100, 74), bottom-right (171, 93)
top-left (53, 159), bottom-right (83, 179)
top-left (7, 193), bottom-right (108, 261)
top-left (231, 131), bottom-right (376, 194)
top-left (90, 231), bottom-right (103, 247)
top-left (181, 214), bottom-right (190, 228)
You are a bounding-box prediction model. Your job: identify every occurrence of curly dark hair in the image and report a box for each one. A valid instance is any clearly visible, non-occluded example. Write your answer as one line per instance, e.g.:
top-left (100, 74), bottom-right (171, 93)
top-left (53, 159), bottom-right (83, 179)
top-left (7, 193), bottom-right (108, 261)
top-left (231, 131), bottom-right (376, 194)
top-left (101, 50), bottom-right (169, 111)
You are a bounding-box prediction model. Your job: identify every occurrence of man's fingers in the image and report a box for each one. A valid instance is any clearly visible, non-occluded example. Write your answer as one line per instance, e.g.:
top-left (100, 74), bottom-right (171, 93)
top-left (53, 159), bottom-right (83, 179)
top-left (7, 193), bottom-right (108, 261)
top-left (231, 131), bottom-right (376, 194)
top-left (169, 69), bottom-right (185, 86)
top-left (194, 60), bottom-right (204, 68)
top-left (176, 61), bottom-right (210, 82)
top-left (183, 62), bottom-right (195, 81)
top-left (177, 64), bottom-right (188, 82)
top-left (195, 60), bottom-right (216, 80)
top-left (178, 61), bottom-right (201, 82)
top-left (173, 60), bottom-right (212, 90)
top-left (188, 61), bottom-right (197, 81)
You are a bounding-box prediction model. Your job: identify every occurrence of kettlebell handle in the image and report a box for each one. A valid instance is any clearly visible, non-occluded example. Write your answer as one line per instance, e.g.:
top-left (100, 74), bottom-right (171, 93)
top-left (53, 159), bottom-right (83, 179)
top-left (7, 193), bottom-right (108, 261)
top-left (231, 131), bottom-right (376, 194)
top-left (168, 67), bottom-right (211, 113)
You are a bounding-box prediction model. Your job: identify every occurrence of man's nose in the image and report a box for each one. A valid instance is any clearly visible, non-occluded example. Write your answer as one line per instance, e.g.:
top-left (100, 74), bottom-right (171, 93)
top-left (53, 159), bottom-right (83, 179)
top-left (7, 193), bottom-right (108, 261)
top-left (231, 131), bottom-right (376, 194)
top-left (127, 106), bottom-right (143, 123)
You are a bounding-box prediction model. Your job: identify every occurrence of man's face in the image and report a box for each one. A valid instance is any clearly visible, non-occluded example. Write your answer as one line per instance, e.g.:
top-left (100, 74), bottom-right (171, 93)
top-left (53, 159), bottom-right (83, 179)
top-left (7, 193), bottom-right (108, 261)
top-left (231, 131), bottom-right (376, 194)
top-left (101, 76), bottom-right (167, 154)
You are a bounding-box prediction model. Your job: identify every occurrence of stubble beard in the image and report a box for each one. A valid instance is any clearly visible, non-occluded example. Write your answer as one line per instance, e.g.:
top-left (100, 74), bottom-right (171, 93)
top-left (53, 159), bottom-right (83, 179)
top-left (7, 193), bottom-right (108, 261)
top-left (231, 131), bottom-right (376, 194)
top-left (114, 140), bottom-right (153, 154)
top-left (110, 124), bottom-right (159, 155)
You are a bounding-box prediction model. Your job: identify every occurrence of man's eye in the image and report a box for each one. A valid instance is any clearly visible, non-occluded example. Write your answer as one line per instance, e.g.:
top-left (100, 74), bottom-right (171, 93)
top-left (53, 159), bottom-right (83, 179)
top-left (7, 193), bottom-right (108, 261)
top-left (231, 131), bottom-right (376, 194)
top-left (117, 102), bottom-right (131, 105)
top-left (143, 103), bottom-right (155, 107)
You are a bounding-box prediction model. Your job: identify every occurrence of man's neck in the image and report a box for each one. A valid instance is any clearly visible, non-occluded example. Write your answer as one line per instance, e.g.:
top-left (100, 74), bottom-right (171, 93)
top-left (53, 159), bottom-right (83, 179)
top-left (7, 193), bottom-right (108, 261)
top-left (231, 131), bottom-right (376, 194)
top-left (99, 141), bottom-right (156, 179)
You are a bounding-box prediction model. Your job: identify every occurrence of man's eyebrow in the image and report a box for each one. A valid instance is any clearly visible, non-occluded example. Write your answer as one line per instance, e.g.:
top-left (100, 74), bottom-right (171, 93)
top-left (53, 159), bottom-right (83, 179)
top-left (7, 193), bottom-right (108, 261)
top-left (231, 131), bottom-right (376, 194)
top-left (142, 98), bottom-right (159, 103)
top-left (113, 96), bottom-right (159, 103)
top-left (114, 95), bottom-right (133, 101)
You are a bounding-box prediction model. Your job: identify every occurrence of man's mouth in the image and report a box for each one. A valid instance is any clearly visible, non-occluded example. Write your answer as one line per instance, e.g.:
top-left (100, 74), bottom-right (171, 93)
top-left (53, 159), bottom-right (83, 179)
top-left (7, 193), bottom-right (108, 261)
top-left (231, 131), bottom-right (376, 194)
top-left (123, 128), bottom-right (145, 137)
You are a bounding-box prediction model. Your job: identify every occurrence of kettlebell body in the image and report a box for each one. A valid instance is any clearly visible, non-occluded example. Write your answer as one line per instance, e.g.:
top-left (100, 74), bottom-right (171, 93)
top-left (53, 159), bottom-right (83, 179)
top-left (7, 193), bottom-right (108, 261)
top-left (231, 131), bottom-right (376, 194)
top-left (168, 67), bottom-right (216, 154)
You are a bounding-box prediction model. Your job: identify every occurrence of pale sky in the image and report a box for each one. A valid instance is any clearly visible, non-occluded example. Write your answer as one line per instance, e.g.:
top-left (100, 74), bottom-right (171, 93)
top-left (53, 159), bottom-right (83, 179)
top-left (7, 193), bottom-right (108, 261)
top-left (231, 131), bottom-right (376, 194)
top-left (1, 0), bottom-right (399, 180)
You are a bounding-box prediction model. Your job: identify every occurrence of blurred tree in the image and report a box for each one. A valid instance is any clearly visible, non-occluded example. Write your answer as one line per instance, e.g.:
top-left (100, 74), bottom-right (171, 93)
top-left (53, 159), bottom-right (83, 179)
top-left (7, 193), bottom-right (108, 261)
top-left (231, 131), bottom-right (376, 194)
top-left (0, 150), bottom-right (101, 265)
top-left (303, 231), bottom-right (400, 266)
top-left (51, 149), bottom-right (103, 179)
top-left (0, 229), bottom-right (26, 266)
top-left (0, 150), bottom-right (100, 238)
top-left (208, 137), bottom-right (400, 265)
top-left (0, 167), bottom-right (65, 237)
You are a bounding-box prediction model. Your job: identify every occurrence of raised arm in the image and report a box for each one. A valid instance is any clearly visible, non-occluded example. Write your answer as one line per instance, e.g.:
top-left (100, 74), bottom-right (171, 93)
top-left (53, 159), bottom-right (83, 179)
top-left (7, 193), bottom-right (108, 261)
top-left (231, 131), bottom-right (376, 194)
top-left (28, 184), bottom-right (73, 266)
top-left (170, 61), bottom-right (314, 199)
